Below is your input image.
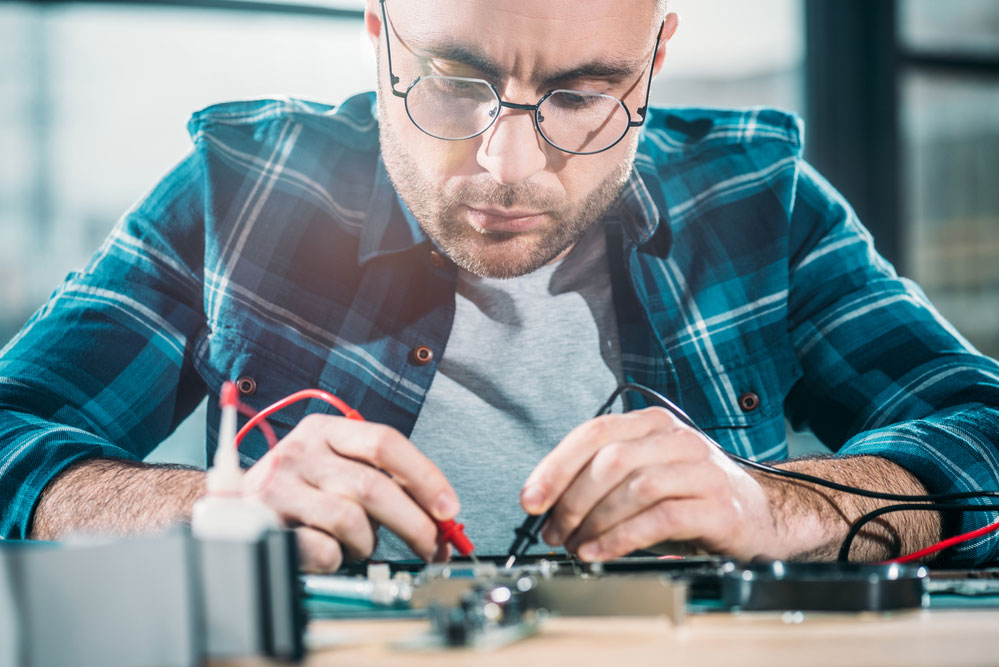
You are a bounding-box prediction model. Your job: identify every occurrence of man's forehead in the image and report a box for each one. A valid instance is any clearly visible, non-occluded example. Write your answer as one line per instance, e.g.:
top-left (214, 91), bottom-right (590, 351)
top-left (389, 0), bottom-right (658, 81)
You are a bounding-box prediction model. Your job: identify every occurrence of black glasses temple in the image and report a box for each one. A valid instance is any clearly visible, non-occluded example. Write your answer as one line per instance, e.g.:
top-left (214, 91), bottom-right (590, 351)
top-left (379, 0), bottom-right (403, 91)
top-left (631, 20), bottom-right (664, 127)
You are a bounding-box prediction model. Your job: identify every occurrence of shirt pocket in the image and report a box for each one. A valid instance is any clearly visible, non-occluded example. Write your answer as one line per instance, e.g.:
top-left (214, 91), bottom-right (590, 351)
top-left (675, 343), bottom-right (802, 460)
top-left (194, 325), bottom-right (326, 461)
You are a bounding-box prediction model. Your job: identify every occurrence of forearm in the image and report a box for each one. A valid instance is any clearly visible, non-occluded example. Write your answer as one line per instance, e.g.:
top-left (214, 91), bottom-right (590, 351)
top-left (759, 455), bottom-right (942, 562)
top-left (30, 458), bottom-right (205, 540)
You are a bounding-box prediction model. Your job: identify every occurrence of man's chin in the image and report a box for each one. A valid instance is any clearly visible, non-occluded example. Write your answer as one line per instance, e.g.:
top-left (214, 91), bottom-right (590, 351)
top-left (441, 231), bottom-right (568, 279)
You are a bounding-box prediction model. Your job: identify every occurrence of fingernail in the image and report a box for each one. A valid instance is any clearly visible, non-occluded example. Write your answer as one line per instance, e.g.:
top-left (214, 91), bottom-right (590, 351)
top-left (578, 542), bottom-right (601, 561)
top-left (521, 484), bottom-right (545, 513)
top-left (435, 492), bottom-right (459, 520)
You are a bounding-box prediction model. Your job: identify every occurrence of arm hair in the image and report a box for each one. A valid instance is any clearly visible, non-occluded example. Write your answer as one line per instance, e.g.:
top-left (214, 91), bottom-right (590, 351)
top-left (30, 459), bottom-right (205, 540)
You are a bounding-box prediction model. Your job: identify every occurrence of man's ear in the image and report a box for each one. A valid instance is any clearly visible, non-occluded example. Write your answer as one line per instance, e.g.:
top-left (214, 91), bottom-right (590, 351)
top-left (364, 0), bottom-right (382, 52)
top-left (652, 12), bottom-right (680, 77)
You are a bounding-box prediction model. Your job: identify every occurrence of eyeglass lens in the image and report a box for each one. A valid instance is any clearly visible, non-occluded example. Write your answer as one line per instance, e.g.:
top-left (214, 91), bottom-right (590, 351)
top-left (405, 76), bottom-right (631, 154)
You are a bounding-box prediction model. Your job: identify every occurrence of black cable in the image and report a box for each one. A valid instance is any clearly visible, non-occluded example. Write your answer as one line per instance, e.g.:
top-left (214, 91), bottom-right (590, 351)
top-left (507, 382), bottom-right (998, 565)
top-left (837, 503), bottom-right (999, 563)
top-left (604, 383), bottom-right (999, 505)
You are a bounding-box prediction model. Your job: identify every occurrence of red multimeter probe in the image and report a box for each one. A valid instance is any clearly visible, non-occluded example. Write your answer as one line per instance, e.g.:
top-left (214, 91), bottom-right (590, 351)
top-left (233, 387), bottom-right (476, 558)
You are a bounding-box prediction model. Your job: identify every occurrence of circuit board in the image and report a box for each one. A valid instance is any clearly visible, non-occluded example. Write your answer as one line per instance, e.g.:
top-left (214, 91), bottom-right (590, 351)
top-left (302, 555), bottom-right (939, 648)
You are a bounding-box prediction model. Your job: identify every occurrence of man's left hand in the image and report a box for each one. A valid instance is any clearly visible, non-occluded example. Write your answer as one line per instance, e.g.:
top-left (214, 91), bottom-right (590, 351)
top-left (521, 407), bottom-right (781, 562)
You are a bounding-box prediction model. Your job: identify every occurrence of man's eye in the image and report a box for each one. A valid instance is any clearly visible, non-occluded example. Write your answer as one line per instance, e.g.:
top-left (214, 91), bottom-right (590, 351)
top-left (430, 78), bottom-right (484, 97)
top-left (549, 91), bottom-right (601, 110)
top-left (440, 79), bottom-right (475, 92)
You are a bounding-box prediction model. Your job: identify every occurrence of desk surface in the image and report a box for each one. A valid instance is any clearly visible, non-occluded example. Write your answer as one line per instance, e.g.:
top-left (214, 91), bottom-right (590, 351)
top-left (292, 608), bottom-right (999, 667)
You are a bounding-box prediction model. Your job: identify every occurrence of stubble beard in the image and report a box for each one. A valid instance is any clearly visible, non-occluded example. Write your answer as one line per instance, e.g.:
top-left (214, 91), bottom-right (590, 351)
top-left (377, 94), bottom-right (638, 279)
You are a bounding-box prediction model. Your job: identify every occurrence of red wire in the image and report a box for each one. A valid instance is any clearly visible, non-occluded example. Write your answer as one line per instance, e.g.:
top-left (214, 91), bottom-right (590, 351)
top-left (234, 401), bottom-right (279, 496)
top-left (228, 386), bottom-right (475, 557)
top-left (234, 388), bottom-right (363, 446)
top-left (882, 517), bottom-right (999, 564)
top-left (236, 401), bottom-right (278, 449)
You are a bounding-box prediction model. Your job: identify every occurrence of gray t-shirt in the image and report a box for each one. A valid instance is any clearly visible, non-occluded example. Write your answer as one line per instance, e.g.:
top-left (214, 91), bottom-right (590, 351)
top-left (372, 222), bottom-right (622, 560)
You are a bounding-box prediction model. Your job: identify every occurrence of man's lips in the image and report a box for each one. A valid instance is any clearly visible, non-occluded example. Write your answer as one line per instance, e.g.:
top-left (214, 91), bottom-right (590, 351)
top-left (464, 206), bottom-right (547, 233)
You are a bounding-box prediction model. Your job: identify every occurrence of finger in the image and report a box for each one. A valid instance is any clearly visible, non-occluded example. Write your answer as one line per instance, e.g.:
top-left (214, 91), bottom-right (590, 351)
top-left (522, 407), bottom-right (681, 514)
top-left (249, 460), bottom-right (382, 562)
top-left (564, 461), bottom-right (712, 552)
top-left (574, 497), bottom-right (718, 562)
top-left (284, 485), bottom-right (379, 561)
top-left (296, 525), bottom-right (344, 573)
top-left (293, 415), bottom-right (460, 521)
top-left (544, 436), bottom-right (679, 546)
top-left (306, 458), bottom-right (439, 561)
top-left (431, 541), bottom-right (452, 564)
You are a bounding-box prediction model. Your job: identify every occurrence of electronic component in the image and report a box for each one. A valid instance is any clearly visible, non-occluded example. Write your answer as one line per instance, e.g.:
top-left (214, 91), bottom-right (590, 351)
top-left (396, 582), bottom-right (542, 651)
top-left (721, 561), bottom-right (928, 612)
top-left (308, 555), bottom-right (692, 626)
top-left (0, 531), bottom-right (199, 667)
top-left (0, 527), bottom-right (306, 666)
top-left (198, 529), bottom-right (306, 661)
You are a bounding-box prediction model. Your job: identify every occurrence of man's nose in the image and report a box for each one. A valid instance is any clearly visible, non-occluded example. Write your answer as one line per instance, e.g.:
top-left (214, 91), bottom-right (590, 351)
top-left (475, 107), bottom-right (548, 186)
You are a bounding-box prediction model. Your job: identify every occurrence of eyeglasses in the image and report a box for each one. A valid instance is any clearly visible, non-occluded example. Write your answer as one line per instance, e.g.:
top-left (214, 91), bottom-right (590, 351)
top-left (378, 0), bottom-right (663, 156)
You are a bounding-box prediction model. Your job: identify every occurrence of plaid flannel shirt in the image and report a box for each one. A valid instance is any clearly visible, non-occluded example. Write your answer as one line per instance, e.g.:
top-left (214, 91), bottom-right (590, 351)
top-left (2, 92), bottom-right (997, 564)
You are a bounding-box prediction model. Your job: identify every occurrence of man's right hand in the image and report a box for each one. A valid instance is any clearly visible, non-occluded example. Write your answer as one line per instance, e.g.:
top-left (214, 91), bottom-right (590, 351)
top-left (240, 414), bottom-right (460, 572)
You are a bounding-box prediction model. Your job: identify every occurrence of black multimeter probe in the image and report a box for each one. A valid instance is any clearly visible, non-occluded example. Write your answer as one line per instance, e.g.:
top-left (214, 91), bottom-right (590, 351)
top-left (505, 509), bottom-right (553, 569)
top-left (504, 385), bottom-right (630, 568)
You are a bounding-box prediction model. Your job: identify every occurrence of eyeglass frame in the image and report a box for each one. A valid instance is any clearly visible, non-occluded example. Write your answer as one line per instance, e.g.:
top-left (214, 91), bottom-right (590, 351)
top-left (377, 0), bottom-right (664, 156)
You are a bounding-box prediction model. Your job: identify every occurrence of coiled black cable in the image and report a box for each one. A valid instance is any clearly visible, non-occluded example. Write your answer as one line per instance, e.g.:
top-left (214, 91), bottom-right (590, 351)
top-left (837, 504), bottom-right (999, 563)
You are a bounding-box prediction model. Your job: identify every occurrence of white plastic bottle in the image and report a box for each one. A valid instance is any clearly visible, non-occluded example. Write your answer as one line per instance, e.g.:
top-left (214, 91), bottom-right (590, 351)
top-left (191, 381), bottom-right (280, 541)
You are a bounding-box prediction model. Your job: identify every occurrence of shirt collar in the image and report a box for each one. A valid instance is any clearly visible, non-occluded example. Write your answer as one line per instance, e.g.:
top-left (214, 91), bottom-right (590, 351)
top-left (357, 155), bottom-right (430, 266)
top-left (616, 160), bottom-right (667, 248)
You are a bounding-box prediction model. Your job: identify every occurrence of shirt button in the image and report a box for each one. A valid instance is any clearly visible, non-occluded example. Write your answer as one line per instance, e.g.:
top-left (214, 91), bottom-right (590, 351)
top-left (408, 345), bottom-right (434, 366)
top-left (236, 376), bottom-right (257, 396)
top-left (738, 391), bottom-right (760, 412)
top-left (428, 249), bottom-right (445, 269)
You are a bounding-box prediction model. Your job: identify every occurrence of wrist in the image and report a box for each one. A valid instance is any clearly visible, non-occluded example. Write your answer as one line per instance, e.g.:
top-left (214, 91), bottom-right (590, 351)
top-left (749, 468), bottom-right (833, 561)
top-left (746, 456), bottom-right (943, 562)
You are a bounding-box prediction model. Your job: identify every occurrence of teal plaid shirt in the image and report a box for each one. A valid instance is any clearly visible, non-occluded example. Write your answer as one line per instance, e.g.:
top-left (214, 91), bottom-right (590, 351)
top-left (2, 92), bottom-right (998, 564)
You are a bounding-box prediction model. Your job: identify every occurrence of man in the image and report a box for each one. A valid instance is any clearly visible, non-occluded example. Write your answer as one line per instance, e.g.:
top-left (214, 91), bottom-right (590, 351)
top-left (1, 0), bottom-right (997, 572)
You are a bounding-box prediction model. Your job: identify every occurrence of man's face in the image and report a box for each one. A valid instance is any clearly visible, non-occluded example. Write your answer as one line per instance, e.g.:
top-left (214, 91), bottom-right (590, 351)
top-left (368, 0), bottom-right (673, 278)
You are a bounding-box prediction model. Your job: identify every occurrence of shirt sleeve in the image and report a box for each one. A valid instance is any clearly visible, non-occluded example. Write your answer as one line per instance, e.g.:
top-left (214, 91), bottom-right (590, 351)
top-left (784, 161), bottom-right (999, 566)
top-left (0, 152), bottom-right (208, 540)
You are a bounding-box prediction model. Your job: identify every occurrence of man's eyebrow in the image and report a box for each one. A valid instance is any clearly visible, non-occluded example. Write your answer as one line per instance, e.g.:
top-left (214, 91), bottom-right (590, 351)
top-left (414, 41), bottom-right (641, 87)
top-left (417, 43), bottom-right (505, 81)
top-left (544, 61), bottom-right (639, 86)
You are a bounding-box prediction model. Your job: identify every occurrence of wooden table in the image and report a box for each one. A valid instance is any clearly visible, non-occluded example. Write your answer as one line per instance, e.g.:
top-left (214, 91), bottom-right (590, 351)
top-left (294, 608), bottom-right (999, 666)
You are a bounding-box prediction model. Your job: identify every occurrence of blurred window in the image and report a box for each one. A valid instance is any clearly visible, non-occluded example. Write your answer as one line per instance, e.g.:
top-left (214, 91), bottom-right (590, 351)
top-left (651, 0), bottom-right (804, 112)
top-left (0, 1), bottom-right (371, 346)
top-left (899, 0), bottom-right (999, 56)
top-left (899, 1), bottom-right (999, 357)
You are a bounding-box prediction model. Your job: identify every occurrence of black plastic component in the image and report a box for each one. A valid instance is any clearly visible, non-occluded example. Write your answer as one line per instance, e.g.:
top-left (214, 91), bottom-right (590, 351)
top-left (722, 562), bottom-right (928, 612)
